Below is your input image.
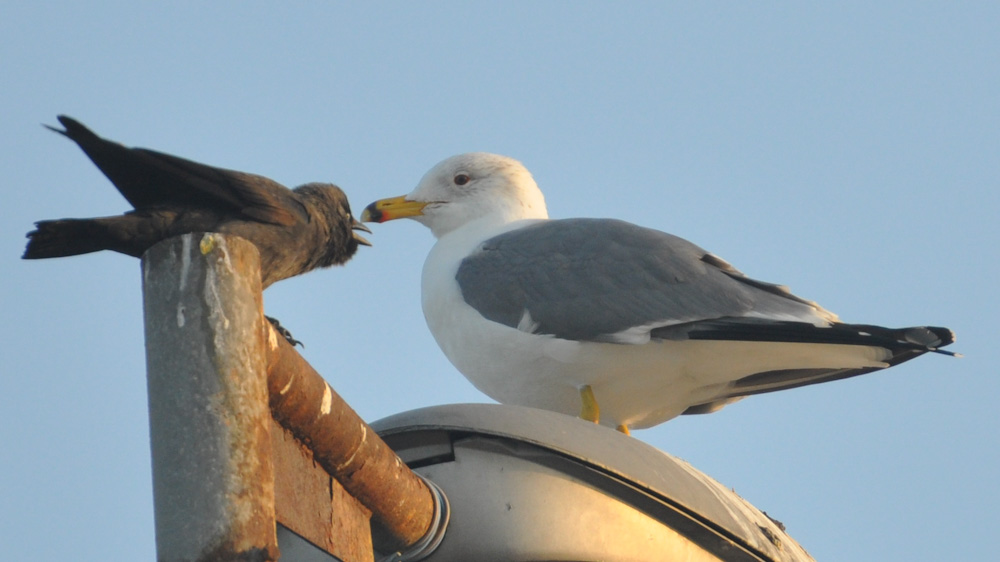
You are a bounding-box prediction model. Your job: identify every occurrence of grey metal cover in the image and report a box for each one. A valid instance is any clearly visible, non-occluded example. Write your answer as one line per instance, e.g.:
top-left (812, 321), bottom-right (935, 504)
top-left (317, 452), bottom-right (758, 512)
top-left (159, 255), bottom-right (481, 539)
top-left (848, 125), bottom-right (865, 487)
top-left (372, 403), bottom-right (813, 562)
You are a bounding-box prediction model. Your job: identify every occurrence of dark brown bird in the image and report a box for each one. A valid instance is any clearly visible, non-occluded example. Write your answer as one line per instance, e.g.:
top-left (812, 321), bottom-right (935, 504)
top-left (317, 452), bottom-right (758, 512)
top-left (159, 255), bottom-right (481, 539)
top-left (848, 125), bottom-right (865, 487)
top-left (24, 115), bottom-right (371, 290)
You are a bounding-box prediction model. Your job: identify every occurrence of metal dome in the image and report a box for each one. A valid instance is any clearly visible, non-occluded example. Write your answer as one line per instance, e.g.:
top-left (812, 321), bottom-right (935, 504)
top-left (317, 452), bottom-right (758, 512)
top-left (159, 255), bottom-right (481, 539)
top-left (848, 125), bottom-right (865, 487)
top-left (372, 403), bottom-right (813, 562)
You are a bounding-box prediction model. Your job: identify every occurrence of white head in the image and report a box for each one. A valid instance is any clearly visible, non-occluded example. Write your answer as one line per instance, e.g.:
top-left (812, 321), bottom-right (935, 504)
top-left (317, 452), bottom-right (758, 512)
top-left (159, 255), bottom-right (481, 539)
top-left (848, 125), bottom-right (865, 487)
top-left (362, 153), bottom-right (549, 238)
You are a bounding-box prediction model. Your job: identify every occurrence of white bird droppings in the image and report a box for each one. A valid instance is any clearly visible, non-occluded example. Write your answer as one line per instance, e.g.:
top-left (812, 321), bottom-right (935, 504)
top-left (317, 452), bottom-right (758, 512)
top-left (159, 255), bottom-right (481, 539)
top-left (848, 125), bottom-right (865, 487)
top-left (320, 384), bottom-right (332, 416)
top-left (179, 235), bottom-right (192, 291)
top-left (267, 324), bottom-right (279, 350)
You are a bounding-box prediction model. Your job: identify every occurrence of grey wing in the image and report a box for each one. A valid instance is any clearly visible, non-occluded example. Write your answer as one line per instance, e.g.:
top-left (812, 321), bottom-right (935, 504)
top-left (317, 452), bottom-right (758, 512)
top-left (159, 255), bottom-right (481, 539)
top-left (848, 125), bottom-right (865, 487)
top-left (455, 218), bottom-right (832, 343)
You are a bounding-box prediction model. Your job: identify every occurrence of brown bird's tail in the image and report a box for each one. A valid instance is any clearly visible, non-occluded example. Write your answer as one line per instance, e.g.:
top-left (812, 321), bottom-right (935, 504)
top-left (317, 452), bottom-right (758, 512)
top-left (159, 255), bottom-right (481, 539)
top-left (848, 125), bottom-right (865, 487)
top-left (24, 219), bottom-right (124, 259)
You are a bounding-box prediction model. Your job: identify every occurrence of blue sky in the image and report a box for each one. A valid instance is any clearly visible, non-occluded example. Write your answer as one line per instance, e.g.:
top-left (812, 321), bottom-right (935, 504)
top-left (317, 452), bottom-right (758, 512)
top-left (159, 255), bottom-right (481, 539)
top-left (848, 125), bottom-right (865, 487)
top-left (2, 3), bottom-right (997, 560)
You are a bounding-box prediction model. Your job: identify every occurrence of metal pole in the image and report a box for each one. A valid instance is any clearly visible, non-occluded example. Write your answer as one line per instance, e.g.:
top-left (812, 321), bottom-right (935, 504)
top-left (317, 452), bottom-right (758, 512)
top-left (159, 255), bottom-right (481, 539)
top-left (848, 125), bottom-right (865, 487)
top-left (142, 233), bottom-right (278, 562)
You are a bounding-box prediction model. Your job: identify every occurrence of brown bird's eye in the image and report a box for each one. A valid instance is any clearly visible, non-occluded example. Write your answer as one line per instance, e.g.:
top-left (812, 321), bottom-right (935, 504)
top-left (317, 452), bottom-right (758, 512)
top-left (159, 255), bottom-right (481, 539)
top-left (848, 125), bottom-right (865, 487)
top-left (454, 173), bottom-right (471, 186)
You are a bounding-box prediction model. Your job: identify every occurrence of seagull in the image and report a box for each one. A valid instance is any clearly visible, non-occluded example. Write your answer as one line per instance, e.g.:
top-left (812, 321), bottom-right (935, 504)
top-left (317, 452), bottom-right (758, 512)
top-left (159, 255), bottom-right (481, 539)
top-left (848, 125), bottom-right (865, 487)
top-left (362, 152), bottom-right (957, 433)
top-left (24, 115), bottom-right (371, 290)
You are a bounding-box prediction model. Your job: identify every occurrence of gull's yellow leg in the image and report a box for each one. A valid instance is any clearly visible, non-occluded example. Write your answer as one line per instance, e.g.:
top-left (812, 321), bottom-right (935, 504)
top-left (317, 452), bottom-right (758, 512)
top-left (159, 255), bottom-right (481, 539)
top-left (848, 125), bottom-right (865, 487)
top-left (579, 385), bottom-right (600, 424)
top-left (616, 424), bottom-right (631, 435)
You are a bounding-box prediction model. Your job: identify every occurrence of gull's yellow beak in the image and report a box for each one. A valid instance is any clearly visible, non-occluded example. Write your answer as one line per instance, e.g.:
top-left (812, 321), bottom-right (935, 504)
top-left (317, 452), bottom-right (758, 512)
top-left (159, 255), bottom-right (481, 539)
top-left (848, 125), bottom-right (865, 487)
top-left (361, 195), bottom-right (429, 223)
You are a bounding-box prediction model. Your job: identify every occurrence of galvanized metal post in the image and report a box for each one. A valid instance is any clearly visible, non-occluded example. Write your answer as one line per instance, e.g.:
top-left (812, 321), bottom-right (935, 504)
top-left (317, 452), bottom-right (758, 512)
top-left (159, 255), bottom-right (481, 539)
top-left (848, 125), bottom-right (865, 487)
top-left (142, 233), bottom-right (278, 562)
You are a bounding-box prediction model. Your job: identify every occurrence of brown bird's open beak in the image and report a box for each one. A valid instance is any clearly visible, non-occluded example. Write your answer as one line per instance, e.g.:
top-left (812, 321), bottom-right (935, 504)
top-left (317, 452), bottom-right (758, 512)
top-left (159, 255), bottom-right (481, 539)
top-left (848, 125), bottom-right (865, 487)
top-left (361, 195), bottom-right (430, 223)
top-left (351, 218), bottom-right (373, 246)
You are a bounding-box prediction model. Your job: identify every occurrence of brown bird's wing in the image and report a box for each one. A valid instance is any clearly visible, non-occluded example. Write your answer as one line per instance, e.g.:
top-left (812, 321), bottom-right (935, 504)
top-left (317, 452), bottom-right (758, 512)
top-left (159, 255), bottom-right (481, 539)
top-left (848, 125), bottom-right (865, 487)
top-left (49, 115), bottom-right (306, 227)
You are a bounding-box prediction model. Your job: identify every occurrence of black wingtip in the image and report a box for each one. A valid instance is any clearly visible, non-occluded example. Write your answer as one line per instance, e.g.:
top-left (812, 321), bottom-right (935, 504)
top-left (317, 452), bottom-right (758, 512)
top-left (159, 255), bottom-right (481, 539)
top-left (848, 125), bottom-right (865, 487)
top-left (43, 121), bottom-right (67, 137)
top-left (44, 115), bottom-right (96, 142)
top-left (904, 325), bottom-right (956, 349)
top-left (43, 115), bottom-right (75, 136)
top-left (896, 326), bottom-right (960, 358)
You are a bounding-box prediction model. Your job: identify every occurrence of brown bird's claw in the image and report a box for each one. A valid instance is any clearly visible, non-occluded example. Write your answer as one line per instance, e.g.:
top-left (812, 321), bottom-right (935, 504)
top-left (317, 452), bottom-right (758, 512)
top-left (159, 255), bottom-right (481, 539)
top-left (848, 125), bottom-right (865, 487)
top-left (265, 315), bottom-right (304, 348)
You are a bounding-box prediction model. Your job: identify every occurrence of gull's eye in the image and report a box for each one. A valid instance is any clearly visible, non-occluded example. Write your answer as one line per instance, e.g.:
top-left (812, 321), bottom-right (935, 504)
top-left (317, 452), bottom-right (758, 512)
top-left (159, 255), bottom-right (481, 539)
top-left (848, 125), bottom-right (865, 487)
top-left (454, 173), bottom-right (471, 186)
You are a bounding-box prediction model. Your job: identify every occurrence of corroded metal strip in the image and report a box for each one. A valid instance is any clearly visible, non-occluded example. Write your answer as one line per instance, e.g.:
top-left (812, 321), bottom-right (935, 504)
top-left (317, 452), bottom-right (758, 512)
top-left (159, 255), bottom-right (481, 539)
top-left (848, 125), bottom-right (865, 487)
top-left (265, 331), bottom-right (435, 553)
